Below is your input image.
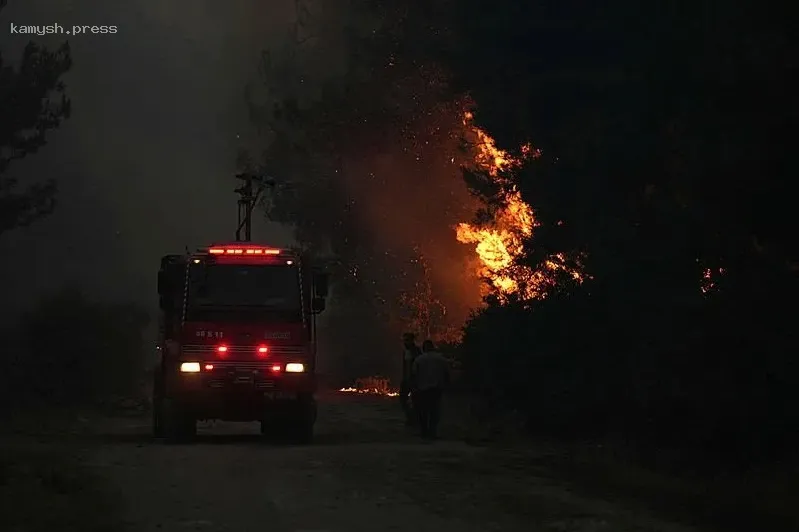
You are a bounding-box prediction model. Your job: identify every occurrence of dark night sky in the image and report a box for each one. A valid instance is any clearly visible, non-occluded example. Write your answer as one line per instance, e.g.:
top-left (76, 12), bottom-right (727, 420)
top-left (0, 0), bottom-right (306, 312)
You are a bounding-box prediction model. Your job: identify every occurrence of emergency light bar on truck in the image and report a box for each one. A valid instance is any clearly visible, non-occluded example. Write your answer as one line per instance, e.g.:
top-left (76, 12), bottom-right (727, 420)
top-left (194, 245), bottom-right (299, 264)
top-left (208, 247), bottom-right (280, 255)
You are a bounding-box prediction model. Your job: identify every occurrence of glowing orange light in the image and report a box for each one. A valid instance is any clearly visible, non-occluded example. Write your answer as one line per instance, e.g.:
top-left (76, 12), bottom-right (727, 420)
top-left (338, 376), bottom-right (399, 397)
top-left (210, 247), bottom-right (279, 255)
top-left (457, 109), bottom-right (584, 301)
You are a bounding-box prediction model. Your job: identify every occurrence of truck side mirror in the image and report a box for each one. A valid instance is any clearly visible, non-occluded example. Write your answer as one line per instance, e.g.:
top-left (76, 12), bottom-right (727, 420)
top-left (312, 296), bottom-right (326, 313)
top-left (314, 273), bottom-right (329, 297)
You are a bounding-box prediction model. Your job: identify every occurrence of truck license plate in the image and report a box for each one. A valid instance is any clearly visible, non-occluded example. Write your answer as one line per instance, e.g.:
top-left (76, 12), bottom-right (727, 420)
top-left (235, 373), bottom-right (253, 384)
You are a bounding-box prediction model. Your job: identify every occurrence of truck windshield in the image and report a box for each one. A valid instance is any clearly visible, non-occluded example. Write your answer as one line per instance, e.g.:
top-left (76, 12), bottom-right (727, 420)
top-left (187, 264), bottom-right (301, 312)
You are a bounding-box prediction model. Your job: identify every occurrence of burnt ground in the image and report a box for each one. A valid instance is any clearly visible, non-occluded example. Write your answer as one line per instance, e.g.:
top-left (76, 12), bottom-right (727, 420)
top-left (2, 392), bottom-right (797, 532)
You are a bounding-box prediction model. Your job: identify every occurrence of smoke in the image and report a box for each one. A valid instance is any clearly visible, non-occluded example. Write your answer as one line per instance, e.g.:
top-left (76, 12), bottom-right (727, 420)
top-left (1, 1), bottom-right (484, 386)
top-left (0, 0), bottom-right (300, 312)
top-left (241, 3), bottom-right (485, 384)
top-left (323, 113), bottom-right (484, 382)
top-left (337, 115), bottom-right (484, 328)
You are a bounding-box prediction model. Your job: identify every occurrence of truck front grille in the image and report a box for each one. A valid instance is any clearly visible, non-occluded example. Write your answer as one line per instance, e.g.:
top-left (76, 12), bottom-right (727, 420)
top-left (202, 361), bottom-right (277, 390)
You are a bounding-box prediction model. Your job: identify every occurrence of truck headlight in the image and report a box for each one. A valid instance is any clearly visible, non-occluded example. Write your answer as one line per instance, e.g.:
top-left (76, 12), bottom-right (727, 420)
top-left (285, 363), bottom-right (304, 373)
top-left (180, 362), bottom-right (201, 373)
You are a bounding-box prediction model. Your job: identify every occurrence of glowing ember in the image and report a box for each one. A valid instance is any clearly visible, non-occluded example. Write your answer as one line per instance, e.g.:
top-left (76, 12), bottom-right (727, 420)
top-left (462, 111), bottom-right (536, 178)
top-left (457, 111), bottom-right (584, 301)
top-left (701, 267), bottom-right (725, 294)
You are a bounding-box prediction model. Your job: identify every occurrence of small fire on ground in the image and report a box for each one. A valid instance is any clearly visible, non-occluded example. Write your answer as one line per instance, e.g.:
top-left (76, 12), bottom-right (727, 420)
top-left (338, 376), bottom-right (399, 397)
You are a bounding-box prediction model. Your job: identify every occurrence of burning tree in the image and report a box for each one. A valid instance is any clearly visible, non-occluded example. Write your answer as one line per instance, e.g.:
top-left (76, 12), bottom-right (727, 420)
top-left (241, 2), bottom-right (583, 368)
top-left (456, 110), bottom-right (585, 302)
top-left (433, 0), bottom-right (799, 463)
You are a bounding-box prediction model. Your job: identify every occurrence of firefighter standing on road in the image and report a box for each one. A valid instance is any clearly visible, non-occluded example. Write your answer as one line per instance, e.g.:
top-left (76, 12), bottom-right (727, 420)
top-left (399, 333), bottom-right (422, 426)
top-left (412, 340), bottom-right (450, 440)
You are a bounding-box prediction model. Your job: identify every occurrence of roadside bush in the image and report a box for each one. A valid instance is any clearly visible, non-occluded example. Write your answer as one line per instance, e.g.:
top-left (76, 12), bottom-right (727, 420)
top-left (459, 269), bottom-right (799, 467)
top-left (459, 291), bottom-right (622, 440)
top-left (3, 288), bottom-right (149, 410)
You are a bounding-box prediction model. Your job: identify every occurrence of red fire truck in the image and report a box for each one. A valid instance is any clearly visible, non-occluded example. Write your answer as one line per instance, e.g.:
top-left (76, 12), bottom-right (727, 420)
top-left (153, 243), bottom-right (328, 443)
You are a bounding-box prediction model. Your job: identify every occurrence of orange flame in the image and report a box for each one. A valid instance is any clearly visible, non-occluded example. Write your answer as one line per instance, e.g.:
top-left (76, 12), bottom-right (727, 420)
top-left (338, 376), bottom-right (399, 397)
top-left (456, 111), bottom-right (583, 301)
top-left (463, 111), bottom-right (535, 179)
top-left (338, 387), bottom-right (400, 397)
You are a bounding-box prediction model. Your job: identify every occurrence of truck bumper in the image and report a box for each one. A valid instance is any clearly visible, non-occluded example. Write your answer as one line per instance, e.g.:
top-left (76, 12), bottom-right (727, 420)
top-left (171, 364), bottom-right (315, 421)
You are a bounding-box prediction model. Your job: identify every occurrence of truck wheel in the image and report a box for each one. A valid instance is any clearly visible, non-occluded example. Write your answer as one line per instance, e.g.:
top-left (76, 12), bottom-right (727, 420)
top-left (163, 398), bottom-right (196, 444)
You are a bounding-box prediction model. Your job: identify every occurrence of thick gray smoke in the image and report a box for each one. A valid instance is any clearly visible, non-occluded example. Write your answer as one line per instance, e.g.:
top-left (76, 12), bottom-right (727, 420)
top-left (0, 0), bottom-right (301, 312)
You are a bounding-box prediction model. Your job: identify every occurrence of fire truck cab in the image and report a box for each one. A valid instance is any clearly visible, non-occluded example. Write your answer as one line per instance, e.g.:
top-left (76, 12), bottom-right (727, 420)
top-left (153, 243), bottom-right (328, 443)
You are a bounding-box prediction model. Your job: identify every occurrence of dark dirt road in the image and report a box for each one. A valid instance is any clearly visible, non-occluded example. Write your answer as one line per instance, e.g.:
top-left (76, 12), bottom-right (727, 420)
top-left (74, 392), bottom-right (695, 532)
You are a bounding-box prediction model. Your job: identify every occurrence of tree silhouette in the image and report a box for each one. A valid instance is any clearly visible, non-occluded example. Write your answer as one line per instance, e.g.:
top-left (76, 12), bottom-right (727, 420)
top-left (0, 1), bottom-right (72, 236)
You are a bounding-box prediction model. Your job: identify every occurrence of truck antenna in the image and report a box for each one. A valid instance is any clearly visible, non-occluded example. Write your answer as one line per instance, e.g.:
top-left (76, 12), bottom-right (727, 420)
top-left (234, 173), bottom-right (276, 242)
